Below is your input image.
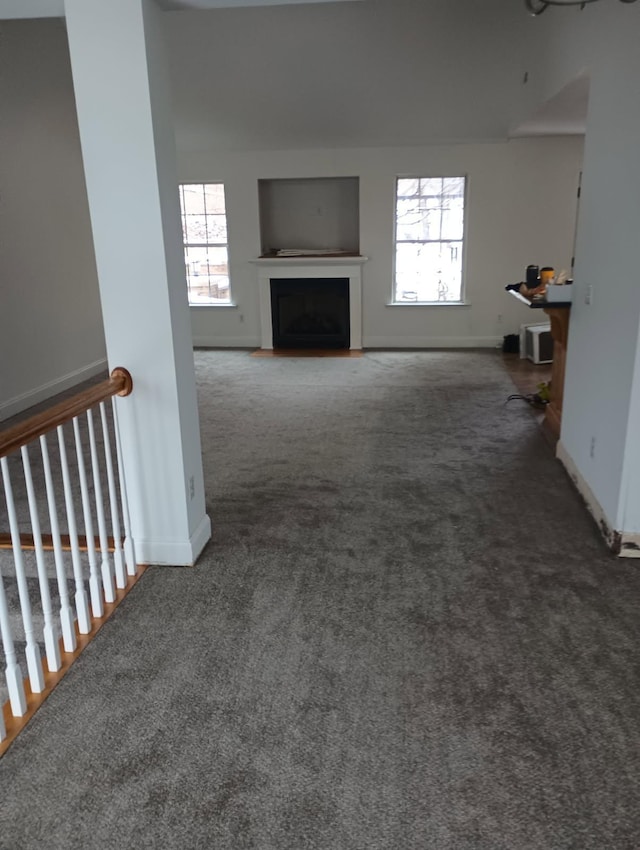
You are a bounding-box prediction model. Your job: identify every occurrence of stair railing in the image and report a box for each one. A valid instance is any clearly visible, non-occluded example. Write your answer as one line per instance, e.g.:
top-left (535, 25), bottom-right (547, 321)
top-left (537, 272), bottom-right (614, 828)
top-left (0, 368), bottom-right (136, 744)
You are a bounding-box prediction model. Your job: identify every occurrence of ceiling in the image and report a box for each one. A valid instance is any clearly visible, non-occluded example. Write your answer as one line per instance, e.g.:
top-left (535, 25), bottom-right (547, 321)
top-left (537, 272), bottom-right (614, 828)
top-left (0, 0), bottom-right (585, 142)
top-left (161, 0), bottom-right (361, 8)
top-left (164, 0), bottom-right (525, 152)
top-left (0, 0), bottom-right (361, 18)
top-left (510, 73), bottom-right (590, 137)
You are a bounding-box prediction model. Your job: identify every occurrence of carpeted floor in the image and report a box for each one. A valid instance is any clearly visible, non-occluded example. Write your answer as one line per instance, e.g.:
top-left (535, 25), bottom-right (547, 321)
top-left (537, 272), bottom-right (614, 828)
top-left (1, 350), bottom-right (640, 849)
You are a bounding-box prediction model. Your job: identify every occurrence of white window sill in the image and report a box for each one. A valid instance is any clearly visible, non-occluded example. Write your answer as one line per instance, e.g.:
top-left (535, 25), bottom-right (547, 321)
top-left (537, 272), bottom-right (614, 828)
top-left (189, 302), bottom-right (237, 308)
top-left (386, 301), bottom-right (471, 307)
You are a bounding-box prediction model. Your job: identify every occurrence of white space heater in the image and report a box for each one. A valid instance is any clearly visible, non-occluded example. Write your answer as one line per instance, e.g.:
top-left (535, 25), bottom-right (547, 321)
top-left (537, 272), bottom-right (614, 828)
top-left (520, 322), bottom-right (553, 364)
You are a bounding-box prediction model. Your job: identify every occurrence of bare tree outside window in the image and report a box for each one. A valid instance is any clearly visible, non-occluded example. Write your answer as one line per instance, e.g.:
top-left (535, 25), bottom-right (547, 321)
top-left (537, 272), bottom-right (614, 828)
top-left (394, 177), bottom-right (466, 303)
top-left (179, 183), bottom-right (231, 305)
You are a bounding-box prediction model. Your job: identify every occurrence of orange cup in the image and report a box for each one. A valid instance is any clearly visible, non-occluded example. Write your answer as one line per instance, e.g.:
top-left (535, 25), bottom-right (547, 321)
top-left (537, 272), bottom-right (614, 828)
top-left (540, 267), bottom-right (555, 286)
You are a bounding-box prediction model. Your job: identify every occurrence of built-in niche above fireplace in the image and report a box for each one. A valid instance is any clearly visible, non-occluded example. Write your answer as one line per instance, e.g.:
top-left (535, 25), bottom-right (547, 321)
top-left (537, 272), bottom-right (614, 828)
top-left (258, 177), bottom-right (359, 256)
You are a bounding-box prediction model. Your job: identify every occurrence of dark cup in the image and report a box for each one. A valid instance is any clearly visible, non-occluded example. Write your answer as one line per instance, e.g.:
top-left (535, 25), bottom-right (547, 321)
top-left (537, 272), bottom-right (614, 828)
top-left (526, 265), bottom-right (539, 286)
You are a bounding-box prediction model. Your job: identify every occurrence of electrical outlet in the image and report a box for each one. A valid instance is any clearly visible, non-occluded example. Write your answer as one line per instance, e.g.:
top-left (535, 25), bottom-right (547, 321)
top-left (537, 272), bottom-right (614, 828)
top-left (590, 437), bottom-right (596, 459)
top-left (585, 284), bottom-right (593, 306)
top-left (189, 475), bottom-right (195, 500)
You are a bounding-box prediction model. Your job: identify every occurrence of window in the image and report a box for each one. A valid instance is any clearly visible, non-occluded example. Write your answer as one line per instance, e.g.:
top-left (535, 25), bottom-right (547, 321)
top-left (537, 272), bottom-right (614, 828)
top-left (394, 176), bottom-right (466, 303)
top-left (179, 183), bottom-right (230, 305)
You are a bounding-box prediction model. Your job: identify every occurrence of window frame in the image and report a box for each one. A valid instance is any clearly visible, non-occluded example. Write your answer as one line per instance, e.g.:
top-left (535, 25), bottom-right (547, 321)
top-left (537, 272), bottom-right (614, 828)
top-left (179, 182), bottom-right (233, 307)
top-left (392, 175), bottom-right (468, 306)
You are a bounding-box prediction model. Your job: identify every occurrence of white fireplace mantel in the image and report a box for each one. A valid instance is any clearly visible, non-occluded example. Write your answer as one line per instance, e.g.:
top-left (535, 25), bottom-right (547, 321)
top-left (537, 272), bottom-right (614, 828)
top-left (250, 256), bottom-right (369, 350)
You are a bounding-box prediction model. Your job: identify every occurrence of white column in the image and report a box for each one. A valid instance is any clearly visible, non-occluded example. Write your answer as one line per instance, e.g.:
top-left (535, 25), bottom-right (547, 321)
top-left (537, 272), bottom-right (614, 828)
top-left (64, 0), bottom-right (210, 565)
top-left (556, 12), bottom-right (640, 553)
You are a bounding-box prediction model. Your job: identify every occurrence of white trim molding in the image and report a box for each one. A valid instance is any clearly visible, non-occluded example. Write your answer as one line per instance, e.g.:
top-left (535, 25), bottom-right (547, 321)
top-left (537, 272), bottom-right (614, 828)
top-left (134, 513), bottom-right (212, 567)
top-left (364, 335), bottom-right (501, 349)
top-left (0, 358), bottom-right (108, 423)
top-left (556, 441), bottom-right (640, 558)
top-left (620, 533), bottom-right (640, 558)
top-left (192, 336), bottom-right (261, 348)
top-left (189, 303), bottom-right (238, 309)
top-left (385, 302), bottom-right (472, 308)
top-left (251, 256), bottom-right (368, 350)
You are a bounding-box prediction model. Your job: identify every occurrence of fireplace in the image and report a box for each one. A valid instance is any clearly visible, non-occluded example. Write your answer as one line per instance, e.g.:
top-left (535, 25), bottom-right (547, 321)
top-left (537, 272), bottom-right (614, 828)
top-left (252, 256), bottom-right (367, 350)
top-left (270, 278), bottom-right (350, 349)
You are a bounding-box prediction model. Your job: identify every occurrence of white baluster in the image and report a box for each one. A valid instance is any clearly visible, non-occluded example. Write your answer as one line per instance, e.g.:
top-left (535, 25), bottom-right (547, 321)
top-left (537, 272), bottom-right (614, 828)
top-left (112, 396), bottom-right (137, 577)
top-left (0, 695), bottom-right (6, 741)
top-left (40, 435), bottom-right (76, 653)
top-left (1, 457), bottom-right (45, 694)
top-left (72, 417), bottom-right (103, 619)
top-left (21, 445), bottom-right (61, 673)
top-left (0, 567), bottom-right (27, 717)
top-left (86, 409), bottom-right (115, 604)
top-left (100, 402), bottom-right (126, 589)
top-left (57, 425), bottom-right (91, 635)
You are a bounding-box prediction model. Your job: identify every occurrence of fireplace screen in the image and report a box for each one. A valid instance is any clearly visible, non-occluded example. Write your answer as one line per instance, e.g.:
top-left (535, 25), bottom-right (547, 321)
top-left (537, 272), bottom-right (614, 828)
top-left (270, 278), bottom-right (350, 349)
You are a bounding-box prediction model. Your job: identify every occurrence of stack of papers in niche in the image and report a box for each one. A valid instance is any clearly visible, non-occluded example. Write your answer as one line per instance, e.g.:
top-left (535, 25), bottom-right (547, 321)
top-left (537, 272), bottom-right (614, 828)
top-left (275, 248), bottom-right (347, 257)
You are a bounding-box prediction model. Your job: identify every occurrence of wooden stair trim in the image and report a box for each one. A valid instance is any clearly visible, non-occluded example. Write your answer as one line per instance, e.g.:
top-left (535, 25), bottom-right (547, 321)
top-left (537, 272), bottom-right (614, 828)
top-left (0, 565), bottom-right (148, 758)
top-left (0, 533), bottom-right (116, 553)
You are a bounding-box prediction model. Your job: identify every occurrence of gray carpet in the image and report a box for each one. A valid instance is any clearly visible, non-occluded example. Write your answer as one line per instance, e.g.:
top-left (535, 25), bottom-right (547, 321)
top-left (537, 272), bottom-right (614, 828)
top-left (2, 350), bottom-right (640, 849)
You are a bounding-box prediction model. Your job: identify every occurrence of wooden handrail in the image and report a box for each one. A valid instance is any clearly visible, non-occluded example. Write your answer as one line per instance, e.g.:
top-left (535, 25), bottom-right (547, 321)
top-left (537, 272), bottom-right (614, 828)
top-left (0, 367), bottom-right (132, 459)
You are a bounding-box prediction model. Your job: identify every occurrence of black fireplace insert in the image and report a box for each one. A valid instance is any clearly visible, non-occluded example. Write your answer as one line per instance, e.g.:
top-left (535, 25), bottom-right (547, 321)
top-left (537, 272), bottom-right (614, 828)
top-left (270, 278), bottom-right (350, 349)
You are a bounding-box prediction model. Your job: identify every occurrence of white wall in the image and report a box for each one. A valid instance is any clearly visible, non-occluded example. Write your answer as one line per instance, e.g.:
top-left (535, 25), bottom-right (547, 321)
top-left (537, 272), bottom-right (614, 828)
top-left (0, 18), bottom-right (106, 420)
top-left (518, 2), bottom-right (640, 540)
top-left (180, 136), bottom-right (584, 348)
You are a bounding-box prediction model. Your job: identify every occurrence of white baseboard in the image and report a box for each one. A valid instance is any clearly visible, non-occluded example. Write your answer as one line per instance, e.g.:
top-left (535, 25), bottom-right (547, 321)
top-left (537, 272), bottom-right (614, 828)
top-left (189, 513), bottom-right (213, 563)
top-left (363, 336), bottom-right (502, 349)
top-left (0, 358), bottom-right (108, 422)
top-left (620, 532), bottom-right (640, 558)
top-left (192, 335), bottom-right (502, 350)
top-left (134, 513), bottom-right (212, 566)
top-left (556, 441), bottom-right (640, 558)
top-left (192, 335), bottom-right (260, 348)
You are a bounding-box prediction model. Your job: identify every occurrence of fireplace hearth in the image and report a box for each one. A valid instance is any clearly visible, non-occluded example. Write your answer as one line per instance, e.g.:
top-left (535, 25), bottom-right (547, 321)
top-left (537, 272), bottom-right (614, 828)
top-left (270, 278), bottom-right (350, 349)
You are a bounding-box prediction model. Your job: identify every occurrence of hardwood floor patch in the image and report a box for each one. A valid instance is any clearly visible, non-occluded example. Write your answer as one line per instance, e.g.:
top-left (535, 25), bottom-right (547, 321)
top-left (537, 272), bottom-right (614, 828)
top-left (251, 349), bottom-right (363, 358)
